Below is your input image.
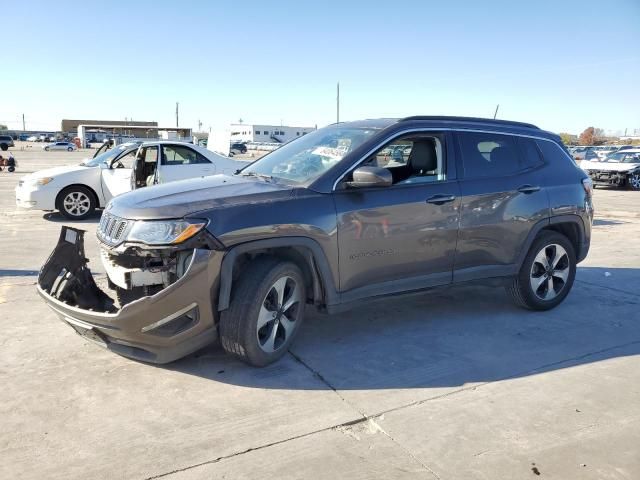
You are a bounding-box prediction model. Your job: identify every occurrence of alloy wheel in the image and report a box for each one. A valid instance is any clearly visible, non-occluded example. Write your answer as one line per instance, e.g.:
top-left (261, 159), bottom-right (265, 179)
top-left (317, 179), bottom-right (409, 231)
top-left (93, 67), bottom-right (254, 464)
top-left (630, 173), bottom-right (640, 190)
top-left (529, 244), bottom-right (570, 300)
top-left (256, 276), bottom-right (302, 353)
top-left (63, 191), bottom-right (91, 217)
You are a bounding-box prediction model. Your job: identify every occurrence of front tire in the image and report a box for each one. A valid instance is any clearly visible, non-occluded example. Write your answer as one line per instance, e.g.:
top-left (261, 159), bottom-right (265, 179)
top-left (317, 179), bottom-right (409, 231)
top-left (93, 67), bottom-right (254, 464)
top-left (67, 147), bottom-right (73, 152)
top-left (628, 173), bottom-right (640, 191)
top-left (507, 231), bottom-right (576, 310)
top-left (220, 257), bottom-right (306, 367)
top-left (57, 186), bottom-right (96, 220)
top-left (44, 146), bottom-right (49, 151)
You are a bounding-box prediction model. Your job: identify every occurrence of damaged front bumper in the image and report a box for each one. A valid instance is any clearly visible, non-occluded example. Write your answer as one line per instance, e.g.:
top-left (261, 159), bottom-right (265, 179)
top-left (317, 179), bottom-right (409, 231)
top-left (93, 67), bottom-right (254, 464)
top-left (37, 227), bottom-right (223, 364)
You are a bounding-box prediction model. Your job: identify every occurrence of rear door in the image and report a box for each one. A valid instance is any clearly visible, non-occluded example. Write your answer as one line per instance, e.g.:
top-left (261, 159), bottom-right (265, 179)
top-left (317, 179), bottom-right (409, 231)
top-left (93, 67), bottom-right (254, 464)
top-left (157, 144), bottom-right (216, 183)
top-left (454, 131), bottom-right (549, 281)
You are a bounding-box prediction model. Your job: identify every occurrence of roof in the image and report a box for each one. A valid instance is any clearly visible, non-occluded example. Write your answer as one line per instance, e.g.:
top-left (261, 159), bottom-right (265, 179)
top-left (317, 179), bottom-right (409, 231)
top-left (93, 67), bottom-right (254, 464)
top-left (331, 116), bottom-right (556, 140)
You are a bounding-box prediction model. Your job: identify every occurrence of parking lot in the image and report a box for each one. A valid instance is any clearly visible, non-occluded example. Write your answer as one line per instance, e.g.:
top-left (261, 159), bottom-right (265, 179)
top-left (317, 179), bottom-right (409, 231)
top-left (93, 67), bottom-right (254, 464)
top-left (1, 145), bottom-right (639, 479)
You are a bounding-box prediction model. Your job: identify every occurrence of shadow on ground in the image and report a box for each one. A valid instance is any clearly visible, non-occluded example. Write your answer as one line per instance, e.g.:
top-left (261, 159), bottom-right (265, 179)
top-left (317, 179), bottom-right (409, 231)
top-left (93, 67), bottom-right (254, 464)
top-left (42, 211), bottom-right (102, 223)
top-left (163, 267), bottom-right (640, 391)
top-left (0, 269), bottom-right (39, 277)
top-left (593, 218), bottom-right (627, 226)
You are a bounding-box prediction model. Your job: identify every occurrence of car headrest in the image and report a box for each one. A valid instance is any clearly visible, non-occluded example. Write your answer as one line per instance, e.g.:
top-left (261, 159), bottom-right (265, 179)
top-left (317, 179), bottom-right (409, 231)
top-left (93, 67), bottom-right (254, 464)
top-left (408, 140), bottom-right (438, 173)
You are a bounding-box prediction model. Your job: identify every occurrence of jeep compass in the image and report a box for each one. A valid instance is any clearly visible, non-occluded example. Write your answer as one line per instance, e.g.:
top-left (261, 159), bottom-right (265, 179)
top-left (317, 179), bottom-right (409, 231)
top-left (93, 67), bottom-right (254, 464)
top-left (38, 116), bottom-right (594, 367)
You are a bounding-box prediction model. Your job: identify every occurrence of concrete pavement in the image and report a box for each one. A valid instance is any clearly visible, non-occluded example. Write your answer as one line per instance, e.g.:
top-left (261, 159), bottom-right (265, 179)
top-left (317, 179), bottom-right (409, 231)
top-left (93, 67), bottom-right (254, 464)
top-left (1, 145), bottom-right (639, 479)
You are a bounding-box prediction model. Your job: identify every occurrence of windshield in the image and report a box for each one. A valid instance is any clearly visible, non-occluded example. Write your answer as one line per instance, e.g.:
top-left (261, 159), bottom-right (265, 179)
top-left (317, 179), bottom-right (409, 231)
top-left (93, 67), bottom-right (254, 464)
top-left (81, 145), bottom-right (134, 167)
top-left (239, 127), bottom-right (379, 184)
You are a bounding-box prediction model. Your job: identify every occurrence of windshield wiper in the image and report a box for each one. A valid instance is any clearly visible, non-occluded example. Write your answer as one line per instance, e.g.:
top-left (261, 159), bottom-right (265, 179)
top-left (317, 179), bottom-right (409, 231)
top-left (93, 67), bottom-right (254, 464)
top-left (238, 171), bottom-right (275, 182)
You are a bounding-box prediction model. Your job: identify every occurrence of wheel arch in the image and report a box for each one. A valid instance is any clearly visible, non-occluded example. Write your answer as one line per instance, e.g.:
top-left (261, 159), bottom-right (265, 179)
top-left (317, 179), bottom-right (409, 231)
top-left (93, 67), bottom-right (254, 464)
top-left (55, 184), bottom-right (101, 211)
top-left (218, 237), bottom-right (339, 312)
top-left (517, 215), bottom-right (587, 267)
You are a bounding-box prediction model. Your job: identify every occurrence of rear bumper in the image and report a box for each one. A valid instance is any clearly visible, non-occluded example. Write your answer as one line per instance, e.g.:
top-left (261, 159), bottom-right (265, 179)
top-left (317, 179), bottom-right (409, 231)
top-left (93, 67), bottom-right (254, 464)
top-left (38, 227), bottom-right (224, 364)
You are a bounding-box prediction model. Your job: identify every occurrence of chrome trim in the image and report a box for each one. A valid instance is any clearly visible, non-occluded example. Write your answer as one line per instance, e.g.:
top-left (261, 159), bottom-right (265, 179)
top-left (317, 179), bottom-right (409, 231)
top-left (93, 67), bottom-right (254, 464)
top-left (140, 303), bottom-right (198, 333)
top-left (332, 127), bottom-right (561, 191)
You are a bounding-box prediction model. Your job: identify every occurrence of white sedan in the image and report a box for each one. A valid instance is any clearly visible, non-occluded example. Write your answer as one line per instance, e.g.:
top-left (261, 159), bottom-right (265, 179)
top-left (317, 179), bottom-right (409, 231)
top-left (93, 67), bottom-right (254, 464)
top-left (16, 141), bottom-right (244, 219)
top-left (43, 141), bottom-right (77, 151)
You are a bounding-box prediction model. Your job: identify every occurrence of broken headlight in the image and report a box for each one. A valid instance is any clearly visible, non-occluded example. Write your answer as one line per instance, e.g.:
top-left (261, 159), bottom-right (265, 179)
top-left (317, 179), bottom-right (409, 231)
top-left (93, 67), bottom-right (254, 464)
top-left (126, 219), bottom-right (207, 245)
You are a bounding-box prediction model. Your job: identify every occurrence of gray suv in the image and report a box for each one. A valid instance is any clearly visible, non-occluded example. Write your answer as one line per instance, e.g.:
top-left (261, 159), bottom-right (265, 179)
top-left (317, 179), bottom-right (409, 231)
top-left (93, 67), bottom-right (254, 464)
top-left (0, 135), bottom-right (15, 151)
top-left (38, 116), bottom-right (593, 367)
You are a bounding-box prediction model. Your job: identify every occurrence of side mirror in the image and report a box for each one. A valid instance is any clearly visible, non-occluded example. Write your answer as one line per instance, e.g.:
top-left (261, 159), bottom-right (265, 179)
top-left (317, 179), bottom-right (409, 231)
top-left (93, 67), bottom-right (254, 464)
top-left (346, 166), bottom-right (392, 188)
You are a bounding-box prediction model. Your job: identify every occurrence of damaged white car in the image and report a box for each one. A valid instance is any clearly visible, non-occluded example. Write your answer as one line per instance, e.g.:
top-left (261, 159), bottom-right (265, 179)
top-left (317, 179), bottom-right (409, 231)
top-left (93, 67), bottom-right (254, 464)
top-left (580, 148), bottom-right (640, 190)
top-left (15, 141), bottom-right (244, 219)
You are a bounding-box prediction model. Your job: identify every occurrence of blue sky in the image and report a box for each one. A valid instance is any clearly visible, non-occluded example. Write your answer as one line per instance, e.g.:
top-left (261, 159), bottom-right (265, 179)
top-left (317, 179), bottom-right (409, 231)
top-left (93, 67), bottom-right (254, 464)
top-left (2, 0), bottom-right (639, 134)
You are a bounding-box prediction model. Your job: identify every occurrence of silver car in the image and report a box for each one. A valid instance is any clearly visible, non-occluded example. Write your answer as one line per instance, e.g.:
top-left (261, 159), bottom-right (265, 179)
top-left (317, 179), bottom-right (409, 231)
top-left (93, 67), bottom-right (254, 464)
top-left (43, 141), bottom-right (77, 152)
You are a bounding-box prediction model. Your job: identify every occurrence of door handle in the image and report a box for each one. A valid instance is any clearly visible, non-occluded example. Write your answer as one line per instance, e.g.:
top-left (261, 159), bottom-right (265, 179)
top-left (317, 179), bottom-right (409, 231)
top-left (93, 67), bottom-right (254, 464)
top-left (426, 194), bottom-right (456, 205)
top-left (517, 185), bottom-right (541, 194)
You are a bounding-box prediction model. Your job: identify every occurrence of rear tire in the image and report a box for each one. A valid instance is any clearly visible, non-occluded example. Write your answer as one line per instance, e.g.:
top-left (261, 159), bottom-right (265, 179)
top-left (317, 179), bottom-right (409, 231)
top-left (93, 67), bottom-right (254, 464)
top-left (67, 147), bottom-right (73, 152)
top-left (507, 231), bottom-right (576, 310)
top-left (0, 144), bottom-right (7, 151)
top-left (219, 257), bottom-right (306, 367)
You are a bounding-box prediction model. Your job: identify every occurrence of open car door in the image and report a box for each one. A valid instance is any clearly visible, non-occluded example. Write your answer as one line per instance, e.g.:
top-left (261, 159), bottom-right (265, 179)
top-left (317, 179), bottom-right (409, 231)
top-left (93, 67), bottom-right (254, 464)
top-left (131, 145), bottom-right (160, 190)
top-left (156, 144), bottom-right (216, 183)
top-left (100, 147), bottom-right (138, 202)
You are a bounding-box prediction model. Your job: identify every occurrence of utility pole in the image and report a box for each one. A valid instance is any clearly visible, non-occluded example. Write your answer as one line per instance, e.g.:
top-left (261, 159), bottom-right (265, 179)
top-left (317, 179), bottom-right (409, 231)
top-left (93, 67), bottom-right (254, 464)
top-left (175, 102), bottom-right (179, 127)
top-left (336, 82), bottom-right (340, 123)
top-left (22, 113), bottom-right (25, 131)
top-left (198, 119), bottom-right (202, 131)
top-left (493, 104), bottom-right (500, 119)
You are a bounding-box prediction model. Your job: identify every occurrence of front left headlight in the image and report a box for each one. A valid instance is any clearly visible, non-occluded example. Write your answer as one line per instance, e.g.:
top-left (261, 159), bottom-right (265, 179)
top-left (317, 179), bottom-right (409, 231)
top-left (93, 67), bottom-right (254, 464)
top-left (27, 177), bottom-right (54, 186)
top-left (126, 219), bottom-right (207, 245)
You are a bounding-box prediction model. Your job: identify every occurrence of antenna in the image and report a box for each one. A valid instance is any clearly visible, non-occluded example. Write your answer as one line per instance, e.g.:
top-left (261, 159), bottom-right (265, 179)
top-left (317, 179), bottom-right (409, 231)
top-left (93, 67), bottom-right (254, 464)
top-left (336, 82), bottom-right (340, 123)
top-left (493, 104), bottom-right (500, 119)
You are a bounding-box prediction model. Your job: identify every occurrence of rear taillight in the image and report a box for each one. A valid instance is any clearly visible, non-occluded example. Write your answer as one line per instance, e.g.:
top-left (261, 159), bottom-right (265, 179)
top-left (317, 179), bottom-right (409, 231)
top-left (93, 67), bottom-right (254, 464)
top-left (582, 177), bottom-right (593, 197)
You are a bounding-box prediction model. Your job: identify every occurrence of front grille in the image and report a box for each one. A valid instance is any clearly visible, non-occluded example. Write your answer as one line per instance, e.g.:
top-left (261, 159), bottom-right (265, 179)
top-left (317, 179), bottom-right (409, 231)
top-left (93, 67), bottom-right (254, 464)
top-left (98, 212), bottom-right (131, 245)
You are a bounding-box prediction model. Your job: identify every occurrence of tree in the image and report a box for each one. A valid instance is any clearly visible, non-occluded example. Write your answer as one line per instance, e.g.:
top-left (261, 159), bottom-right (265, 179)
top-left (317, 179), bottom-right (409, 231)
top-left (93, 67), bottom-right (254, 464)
top-left (558, 132), bottom-right (576, 145)
top-left (0, 124), bottom-right (7, 131)
top-left (579, 127), bottom-right (595, 145)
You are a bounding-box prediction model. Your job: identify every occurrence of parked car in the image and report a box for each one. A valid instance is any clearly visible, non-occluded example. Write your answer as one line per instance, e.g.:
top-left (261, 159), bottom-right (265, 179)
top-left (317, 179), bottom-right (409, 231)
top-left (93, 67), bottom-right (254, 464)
top-left (0, 134), bottom-right (15, 151)
top-left (16, 141), bottom-right (244, 219)
top-left (573, 148), bottom-right (599, 163)
top-left (230, 142), bottom-right (248, 155)
top-left (581, 148), bottom-right (640, 190)
top-left (43, 141), bottom-right (77, 152)
top-left (26, 135), bottom-right (39, 142)
top-left (37, 116), bottom-right (593, 367)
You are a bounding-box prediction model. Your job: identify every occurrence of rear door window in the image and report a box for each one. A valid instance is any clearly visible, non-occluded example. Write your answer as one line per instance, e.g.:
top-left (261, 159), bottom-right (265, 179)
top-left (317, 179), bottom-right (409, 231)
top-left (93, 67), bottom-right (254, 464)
top-left (161, 145), bottom-right (211, 165)
top-left (458, 132), bottom-right (521, 178)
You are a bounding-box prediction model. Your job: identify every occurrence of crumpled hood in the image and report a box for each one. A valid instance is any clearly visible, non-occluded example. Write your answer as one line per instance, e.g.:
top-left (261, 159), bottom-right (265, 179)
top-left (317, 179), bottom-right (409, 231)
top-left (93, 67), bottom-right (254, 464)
top-left (581, 160), bottom-right (640, 172)
top-left (107, 174), bottom-right (294, 220)
top-left (20, 164), bottom-right (91, 181)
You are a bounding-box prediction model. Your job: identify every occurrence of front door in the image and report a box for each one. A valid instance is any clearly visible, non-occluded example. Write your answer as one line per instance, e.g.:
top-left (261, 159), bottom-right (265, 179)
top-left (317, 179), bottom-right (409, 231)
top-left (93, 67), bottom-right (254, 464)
top-left (157, 144), bottom-right (216, 184)
top-left (100, 147), bottom-right (138, 201)
top-left (333, 132), bottom-right (460, 299)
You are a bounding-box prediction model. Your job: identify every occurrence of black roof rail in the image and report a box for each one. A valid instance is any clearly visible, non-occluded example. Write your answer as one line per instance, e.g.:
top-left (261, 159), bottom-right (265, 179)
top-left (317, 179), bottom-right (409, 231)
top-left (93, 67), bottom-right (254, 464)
top-left (399, 116), bottom-right (540, 130)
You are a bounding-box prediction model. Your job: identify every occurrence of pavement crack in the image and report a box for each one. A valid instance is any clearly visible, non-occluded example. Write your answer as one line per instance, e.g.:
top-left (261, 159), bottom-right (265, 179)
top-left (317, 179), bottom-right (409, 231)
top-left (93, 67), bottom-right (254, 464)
top-left (288, 348), bottom-right (369, 420)
top-left (367, 416), bottom-right (442, 479)
top-left (576, 279), bottom-right (640, 298)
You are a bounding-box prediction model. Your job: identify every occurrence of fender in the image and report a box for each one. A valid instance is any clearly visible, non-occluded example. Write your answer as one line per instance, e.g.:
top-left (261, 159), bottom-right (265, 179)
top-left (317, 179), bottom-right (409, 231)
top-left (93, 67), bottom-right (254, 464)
top-left (217, 237), bottom-right (339, 311)
top-left (515, 214), bottom-right (587, 268)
